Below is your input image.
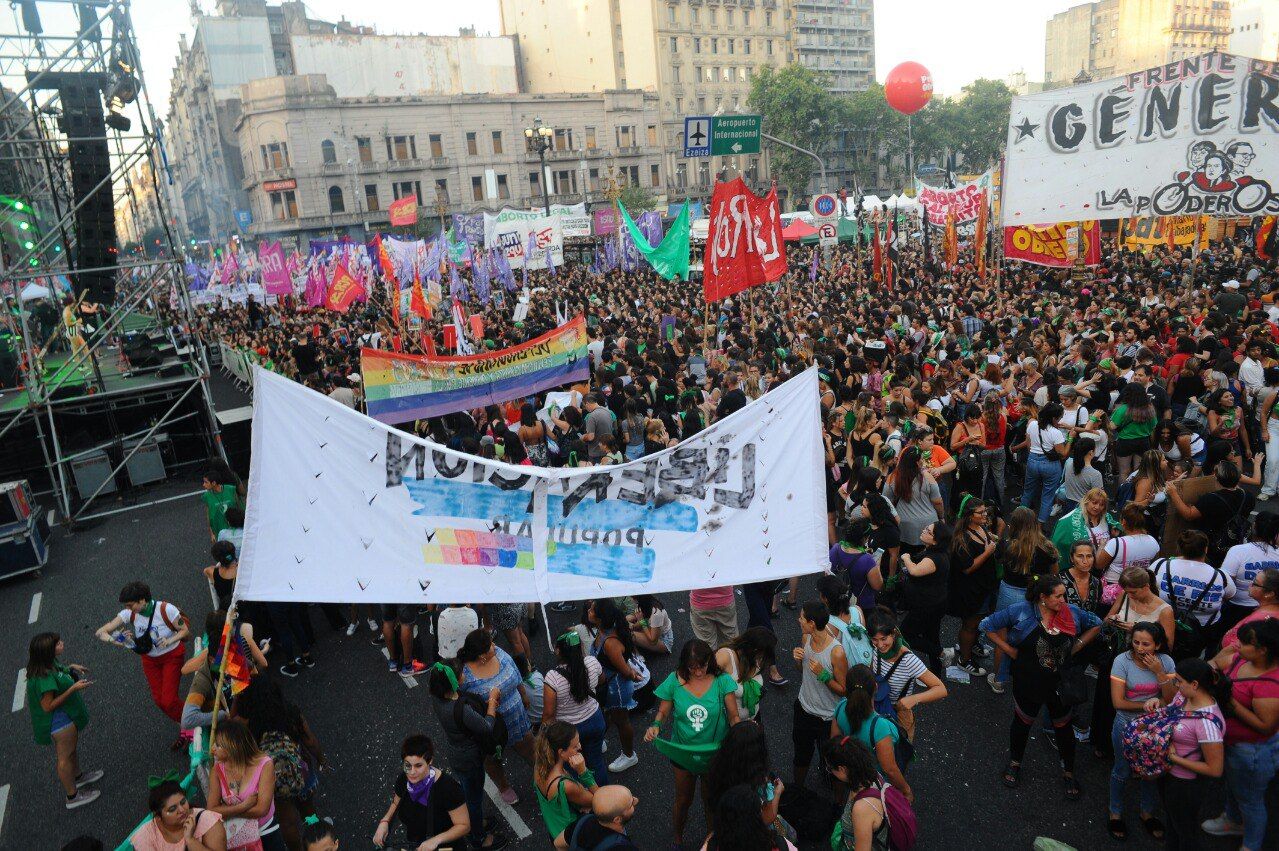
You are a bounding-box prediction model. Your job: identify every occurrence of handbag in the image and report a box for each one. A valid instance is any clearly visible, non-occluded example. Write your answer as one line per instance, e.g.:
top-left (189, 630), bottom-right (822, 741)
top-left (1056, 661), bottom-right (1090, 705)
top-left (129, 605), bottom-right (158, 655)
top-left (223, 817), bottom-right (263, 851)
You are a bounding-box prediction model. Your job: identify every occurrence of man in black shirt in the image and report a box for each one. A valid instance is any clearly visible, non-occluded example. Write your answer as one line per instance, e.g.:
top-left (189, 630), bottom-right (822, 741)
top-left (715, 371), bottom-right (748, 420)
top-left (566, 784), bottom-right (640, 850)
top-left (291, 337), bottom-right (320, 378)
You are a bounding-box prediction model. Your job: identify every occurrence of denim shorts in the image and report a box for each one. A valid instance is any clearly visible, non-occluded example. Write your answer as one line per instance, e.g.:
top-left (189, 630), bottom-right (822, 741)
top-left (49, 708), bottom-right (73, 736)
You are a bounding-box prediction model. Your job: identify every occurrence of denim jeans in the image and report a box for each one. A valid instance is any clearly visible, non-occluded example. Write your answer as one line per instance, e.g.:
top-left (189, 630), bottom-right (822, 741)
top-left (1224, 739), bottom-right (1279, 850)
top-left (456, 767), bottom-right (487, 846)
top-left (992, 581), bottom-right (1025, 684)
top-left (980, 447), bottom-right (1006, 504)
top-left (576, 707), bottom-right (609, 785)
top-left (1109, 715), bottom-right (1158, 818)
top-left (1021, 453), bottom-right (1063, 524)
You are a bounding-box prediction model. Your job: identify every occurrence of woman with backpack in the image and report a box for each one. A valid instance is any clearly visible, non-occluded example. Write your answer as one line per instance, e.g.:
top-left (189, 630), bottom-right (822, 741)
top-left (457, 629), bottom-right (534, 805)
top-left (427, 663), bottom-right (506, 850)
top-left (1166, 460), bottom-right (1255, 566)
top-left (701, 783), bottom-right (796, 851)
top-left (830, 664), bottom-right (912, 803)
top-left (586, 599), bottom-right (643, 775)
top-left (822, 736), bottom-right (916, 851)
top-left (704, 721), bottom-right (789, 840)
top-left (830, 519), bottom-right (882, 615)
top-left (1217, 513), bottom-right (1279, 637)
top-left (818, 575), bottom-right (874, 671)
top-left (896, 522), bottom-right (953, 676)
top-left (980, 574), bottom-right (1103, 798)
top-left (866, 609), bottom-right (947, 744)
top-left (1154, 659), bottom-right (1230, 850)
top-left (543, 631), bottom-right (607, 784)
top-left (1107, 622), bottom-right (1177, 841)
top-left (1200, 619), bottom-right (1279, 851)
top-left (1152, 531), bottom-right (1236, 659)
top-left (1096, 504), bottom-right (1161, 589)
top-left (533, 721), bottom-right (599, 849)
top-left (881, 446), bottom-right (943, 558)
top-left (948, 405), bottom-right (986, 510)
top-left (372, 734), bottom-right (471, 851)
top-left (1112, 382), bottom-right (1159, 482)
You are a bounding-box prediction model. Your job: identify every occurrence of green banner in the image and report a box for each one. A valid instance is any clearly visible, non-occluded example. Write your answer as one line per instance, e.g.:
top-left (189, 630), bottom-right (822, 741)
top-left (620, 200), bottom-right (691, 282)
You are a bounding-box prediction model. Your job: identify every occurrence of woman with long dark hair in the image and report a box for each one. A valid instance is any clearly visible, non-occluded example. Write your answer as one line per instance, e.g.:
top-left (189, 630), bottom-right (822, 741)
top-left (25, 632), bottom-right (100, 809)
top-left (948, 497), bottom-right (1000, 676)
top-left (427, 663), bottom-right (504, 850)
top-left (714, 627), bottom-right (777, 723)
top-left (517, 402), bottom-right (549, 466)
top-left (132, 778), bottom-right (227, 851)
top-left (897, 521), bottom-right (953, 675)
top-left (457, 629), bottom-right (534, 804)
top-left (821, 737), bottom-right (892, 851)
top-left (1158, 659), bottom-right (1230, 849)
top-left (1017, 401), bottom-right (1068, 525)
top-left (1112, 382), bottom-right (1157, 481)
top-left (705, 721), bottom-right (784, 830)
top-left (587, 599), bottom-right (643, 775)
top-left (702, 784), bottom-right (794, 851)
top-left (980, 394), bottom-right (1009, 504)
top-left (533, 721), bottom-right (598, 847)
top-left (882, 446), bottom-right (942, 554)
top-left (542, 630), bottom-right (607, 783)
top-left (830, 664), bottom-right (911, 802)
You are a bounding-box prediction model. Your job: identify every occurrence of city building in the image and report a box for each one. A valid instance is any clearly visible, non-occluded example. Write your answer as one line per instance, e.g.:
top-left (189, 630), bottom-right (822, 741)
top-left (1044, 0), bottom-right (1230, 89)
top-left (792, 1), bottom-right (876, 94)
top-left (114, 156), bottom-right (166, 251)
top-left (1005, 70), bottom-right (1045, 96)
top-left (497, 0), bottom-right (792, 202)
top-left (1231, 0), bottom-right (1279, 61)
top-left (235, 75), bottom-right (663, 245)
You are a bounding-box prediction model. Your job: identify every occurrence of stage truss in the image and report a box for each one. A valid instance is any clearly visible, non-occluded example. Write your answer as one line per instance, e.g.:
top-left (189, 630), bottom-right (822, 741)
top-left (0, 0), bottom-right (224, 524)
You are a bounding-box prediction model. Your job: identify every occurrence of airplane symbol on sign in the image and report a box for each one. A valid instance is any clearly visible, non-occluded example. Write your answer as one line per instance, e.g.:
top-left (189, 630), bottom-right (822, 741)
top-left (690, 124), bottom-right (707, 146)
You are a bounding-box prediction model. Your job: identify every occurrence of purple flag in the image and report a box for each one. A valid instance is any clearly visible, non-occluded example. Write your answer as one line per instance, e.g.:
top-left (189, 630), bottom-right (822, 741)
top-left (809, 250), bottom-right (819, 282)
top-left (546, 248), bottom-right (556, 278)
top-left (304, 261), bottom-right (326, 307)
top-left (473, 252), bottom-right (491, 305)
top-left (495, 249), bottom-right (516, 292)
top-left (449, 261), bottom-right (466, 301)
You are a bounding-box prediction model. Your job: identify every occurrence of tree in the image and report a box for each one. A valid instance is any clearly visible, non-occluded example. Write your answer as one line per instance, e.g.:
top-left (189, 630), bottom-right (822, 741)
top-left (617, 183), bottom-right (657, 213)
top-left (748, 64), bottom-right (847, 207)
top-left (948, 79), bottom-right (1013, 170)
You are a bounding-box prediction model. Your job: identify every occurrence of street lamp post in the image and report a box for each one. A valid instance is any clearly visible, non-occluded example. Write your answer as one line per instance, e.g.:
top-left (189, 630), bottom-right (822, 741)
top-left (524, 118), bottom-right (554, 215)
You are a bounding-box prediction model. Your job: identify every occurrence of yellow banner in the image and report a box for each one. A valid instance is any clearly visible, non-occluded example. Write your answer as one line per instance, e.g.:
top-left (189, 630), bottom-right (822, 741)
top-left (1122, 216), bottom-right (1198, 250)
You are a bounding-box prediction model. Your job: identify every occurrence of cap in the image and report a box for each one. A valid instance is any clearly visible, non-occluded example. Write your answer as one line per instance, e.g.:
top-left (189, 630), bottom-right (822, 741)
top-left (347, 373), bottom-right (361, 383)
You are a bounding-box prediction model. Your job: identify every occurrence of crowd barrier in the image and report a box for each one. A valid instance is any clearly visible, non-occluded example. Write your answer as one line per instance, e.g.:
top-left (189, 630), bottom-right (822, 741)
top-left (218, 341), bottom-right (258, 390)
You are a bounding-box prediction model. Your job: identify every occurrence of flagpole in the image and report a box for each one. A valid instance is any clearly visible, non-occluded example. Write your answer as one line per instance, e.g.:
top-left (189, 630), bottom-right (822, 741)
top-left (207, 605), bottom-right (237, 749)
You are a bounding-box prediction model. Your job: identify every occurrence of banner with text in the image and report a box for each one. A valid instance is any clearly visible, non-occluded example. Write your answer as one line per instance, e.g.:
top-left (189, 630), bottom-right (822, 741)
top-left (488, 216), bottom-right (564, 270)
top-left (235, 367), bottom-right (826, 604)
top-left (1122, 216), bottom-right (1199, 249)
top-left (702, 177), bottom-right (786, 302)
top-left (1003, 221), bottom-right (1102, 267)
top-left (258, 241), bottom-right (292, 295)
top-left (1004, 52), bottom-right (1279, 224)
top-left (915, 171), bottom-right (994, 225)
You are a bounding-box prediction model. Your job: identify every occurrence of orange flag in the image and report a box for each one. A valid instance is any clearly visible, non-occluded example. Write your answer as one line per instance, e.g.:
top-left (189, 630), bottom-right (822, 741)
top-left (975, 191), bottom-right (989, 283)
top-left (325, 261), bottom-right (365, 313)
top-left (409, 271), bottom-right (432, 319)
top-left (944, 208), bottom-right (958, 271)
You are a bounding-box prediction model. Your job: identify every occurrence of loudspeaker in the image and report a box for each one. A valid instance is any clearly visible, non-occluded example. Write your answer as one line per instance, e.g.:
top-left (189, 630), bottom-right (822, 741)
top-left (30, 72), bottom-right (116, 305)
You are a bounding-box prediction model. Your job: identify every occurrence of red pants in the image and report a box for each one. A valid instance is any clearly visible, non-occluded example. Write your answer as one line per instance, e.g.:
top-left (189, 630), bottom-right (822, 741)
top-left (140, 644), bottom-right (185, 723)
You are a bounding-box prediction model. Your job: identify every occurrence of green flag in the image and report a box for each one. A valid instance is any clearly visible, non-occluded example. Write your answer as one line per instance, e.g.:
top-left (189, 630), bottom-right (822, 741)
top-left (619, 200), bottom-right (691, 281)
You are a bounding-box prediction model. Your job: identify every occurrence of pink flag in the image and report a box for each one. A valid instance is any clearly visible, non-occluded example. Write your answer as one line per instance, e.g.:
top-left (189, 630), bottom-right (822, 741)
top-left (305, 261), bottom-right (326, 307)
top-left (258, 241), bottom-right (292, 296)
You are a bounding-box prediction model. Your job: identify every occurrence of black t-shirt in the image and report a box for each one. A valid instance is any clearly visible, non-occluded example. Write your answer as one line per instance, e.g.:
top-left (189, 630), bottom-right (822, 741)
top-left (393, 769), bottom-right (466, 842)
top-left (1194, 487), bottom-right (1253, 544)
top-left (568, 817), bottom-right (641, 851)
top-left (717, 388), bottom-right (748, 419)
top-left (292, 341), bottom-right (319, 374)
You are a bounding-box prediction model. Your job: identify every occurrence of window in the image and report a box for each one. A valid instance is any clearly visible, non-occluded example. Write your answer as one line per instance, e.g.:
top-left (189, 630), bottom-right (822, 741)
top-left (625, 165), bottom-right (639, 186)
top-left (675, 97), bottom-right (684, 113)
top-left (585, 127), bottom-right (597, 149)
top-left (765, 11), bottom-right (773, 26)
top-left (767, 39), bottom-right (774, 56)
top-left (723, 66), bottom-right (732, 82)
top-left (744, 38), bottom-right (751, 55)
top-left (553, 128), bottom-right (573, 151)
top-left (647, 124), bottom-right (658, 146)
top-left (616, 126), bottom-right (635, 148)
top-left (364, 183), bottom-right (379, 211)
top-left (698, 160), bottom-right (710, 186)
top-left (726, 9), bottom-right (734, 26)
top-left (386, 134), bottom-right (415, 161)
top-left (553, 169), bottom-right (577, 195)
top-left (261, 142), bottom-right (289, 169)
top-left (491, 131), bottom-right (503, 155)
top-left (429, 134), bottom-right (443, 158)
top-left (738, 67), bottom-right (747, 82)
top-left (328, 186), bottom-right (345, 213)
top-left (669, 36), bottom-right (678, 53)
top-left (528, 171), bottom-right (541, 194)
top-left (589, 167), bottom-right (600, 191)
top-left (670, 65), bottom-right (680, 83)
top-left (650, 163), bottom-right (660, 187)
top-left (668, 4), bottom-right (676, 24)
top-left (694, 37), bottom-right (701, 53)
top-left (269, 190), bottom-right (298, 220)
top-left (697, 96), bottom-right (706, 111)
top-left (728, 39), bottom-right (735, 55)
top-left (471, 176), bottom-right (484, 201)
top-left (434, 178), bottom-right (449, 202)
top-left (712, 38), bottom-right (718, 54)
top-left (691, 7), bottom-right (699, 24)
top-left (743, 10), bottom-right (751, 26)
top-left (497, 174), bottom-right (510, 200)
top-left (675, 161), bottom-right (688, 187)
top-left (695, 64), bottom-right (703, 82)
top-left (320, 140), bottom-right (336, 165)
top-left (466, 132), bottom-right (478, 156)
top-left (356, 137), bottom-right (373, 163)
top-left (393, 180), bottom-right (422, 204)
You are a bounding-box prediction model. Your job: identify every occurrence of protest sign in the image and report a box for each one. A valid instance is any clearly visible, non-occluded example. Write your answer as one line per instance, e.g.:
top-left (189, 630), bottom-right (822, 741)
top-left (915, 172), bottom-right (994, 225)
top-left (258, 242), bottom-right (292, 296)
top-left (702, 177), bottom-right (786, 302)
top-left (389, 196), bottom-right (419, 226)
top-left (1003, 221), bottom-right (1102, 267)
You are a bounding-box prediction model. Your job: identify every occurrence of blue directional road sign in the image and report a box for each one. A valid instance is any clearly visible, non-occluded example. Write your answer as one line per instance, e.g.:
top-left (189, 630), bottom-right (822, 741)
top-left (683, 116), bottom-right (711, 158)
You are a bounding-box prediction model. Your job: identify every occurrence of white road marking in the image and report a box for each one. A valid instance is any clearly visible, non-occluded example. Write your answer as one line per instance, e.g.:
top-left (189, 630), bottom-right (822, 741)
top-left (12, 669), bottom-right (25, 713)
top-left (484, 776), bottom-right (532, 840)
top-left (27, 592), bottom-right (41, 624)
top-left (0, 784), bottom-right (9, 836)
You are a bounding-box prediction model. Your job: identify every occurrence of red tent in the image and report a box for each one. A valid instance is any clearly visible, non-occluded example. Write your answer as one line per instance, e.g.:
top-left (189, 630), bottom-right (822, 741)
top-left (781, 220), bottom-right (819, 241)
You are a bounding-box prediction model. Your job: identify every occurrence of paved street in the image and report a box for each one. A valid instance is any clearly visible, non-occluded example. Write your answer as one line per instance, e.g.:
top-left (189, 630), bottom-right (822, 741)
top-left (0, 477), bottom-right (1274, 850)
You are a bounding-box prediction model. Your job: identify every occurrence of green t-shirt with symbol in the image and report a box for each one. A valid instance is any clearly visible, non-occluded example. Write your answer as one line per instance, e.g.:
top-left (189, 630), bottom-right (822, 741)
top-left (653, 671), bottom-right (737, 746)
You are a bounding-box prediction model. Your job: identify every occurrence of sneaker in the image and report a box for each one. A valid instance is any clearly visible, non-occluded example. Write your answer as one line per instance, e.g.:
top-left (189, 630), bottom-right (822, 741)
top-left (958, 659), bottom-right (987, 677)
top-left (65, 789), bottom-right (100, 810)
top-left (499, 787), bottom-right (520, 805)
top-left (345, 622), bottom-right (357, 637)
top-left (973, 642), bottom-right (993, 660)
top-left (279, 662), bottom-right (300, 678)
top-left (387, 658), bottom-right (399, 672)
top-left (400, 660), bottom-right (428, 677)
top-left (371, 633), bottom-right (386, 646)
top-left (987, 673), bottom-right (1006, 694)
top-left (298, 655), bottom-right (316, 669)
top-left (940, 647), bottom-right (957, 668)
top-left (75, 769), bottom-right (104, 788)
top-left (608, 751), bottom-right (639, 773)
top-left (367, 617), bottom-right (379, 632)
top-left (1260, 492), bottom-right (1274, 502)
top-left (548, 601), bottom-right (577, 613)
top-left (1200, 816), bottom-right (1244, 837)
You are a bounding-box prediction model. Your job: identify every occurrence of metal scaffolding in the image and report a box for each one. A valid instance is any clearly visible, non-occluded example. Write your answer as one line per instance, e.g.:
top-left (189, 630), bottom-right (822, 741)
top-left (0, 0), bottom-right (225, 525)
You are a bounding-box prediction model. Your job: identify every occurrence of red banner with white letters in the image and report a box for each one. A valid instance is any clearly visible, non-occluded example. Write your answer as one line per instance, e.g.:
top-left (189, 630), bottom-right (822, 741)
top-left (702, 178), bottom-right (787, 302)
top-left (389, 196), bottom-right (418, 227)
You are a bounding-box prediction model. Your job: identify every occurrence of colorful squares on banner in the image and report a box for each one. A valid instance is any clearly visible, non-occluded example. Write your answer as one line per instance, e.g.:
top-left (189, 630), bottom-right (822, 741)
top-left (422, 526), bottom-right (534, 570)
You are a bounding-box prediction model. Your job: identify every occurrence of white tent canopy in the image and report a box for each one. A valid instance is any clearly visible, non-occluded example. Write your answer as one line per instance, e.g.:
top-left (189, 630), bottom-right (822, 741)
top-left (19, 283), bottom-right (50, 302)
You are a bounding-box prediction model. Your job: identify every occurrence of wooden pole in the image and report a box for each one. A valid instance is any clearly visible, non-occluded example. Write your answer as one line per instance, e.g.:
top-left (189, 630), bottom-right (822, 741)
top-left (207, 605), bottom-right (237, 749)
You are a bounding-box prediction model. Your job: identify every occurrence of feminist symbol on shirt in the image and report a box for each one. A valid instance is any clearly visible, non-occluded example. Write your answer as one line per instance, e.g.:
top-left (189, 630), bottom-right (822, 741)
top-left (686, 704), bottom-right (709, 733)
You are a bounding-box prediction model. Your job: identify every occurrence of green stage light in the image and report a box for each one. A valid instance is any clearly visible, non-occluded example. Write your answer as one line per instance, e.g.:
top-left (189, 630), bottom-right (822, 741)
top-left (13, 200), bottom-right (24, 211)
top-left (22, 240), bottom-right (34, 249)
top-left (18, 221), bottom-right (29, 230)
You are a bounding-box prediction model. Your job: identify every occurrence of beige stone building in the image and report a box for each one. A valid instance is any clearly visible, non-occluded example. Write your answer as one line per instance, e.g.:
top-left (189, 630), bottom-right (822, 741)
top-left (1045, 0), bottom-right (1231, 89)
top-left (498, 0), bottom-right (793, 200)
top-left (235, 75), bottom-right (664, 244)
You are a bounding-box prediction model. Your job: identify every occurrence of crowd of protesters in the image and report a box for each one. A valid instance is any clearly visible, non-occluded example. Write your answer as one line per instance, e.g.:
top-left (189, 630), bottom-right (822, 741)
top-left (32, 221), bottom-right (1279, 851)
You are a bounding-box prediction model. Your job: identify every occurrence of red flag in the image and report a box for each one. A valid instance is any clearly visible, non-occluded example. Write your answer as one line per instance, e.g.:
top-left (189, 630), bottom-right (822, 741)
top-left (420, 328), bottom-right (436, 357)
top-left (1165, 217), bottom-right (1177, 252)
top-left (325, 261), bottom-right (365, 313)
top-left (1257, 216), bottom-right (1278, 261)
top-left (944, 208), bottom-right (958, 271)
top-left (884, 214), bottom-right (895, 290)
top-left (701, 177), bottom-right (787, 302)
top-left (975, 191), bottom-right (989, 283)
top-left (872, 220), bottom-right (883, 282)
top-left (389, 195), bottom-right (418, 227)
top-left (409, 271), bottom-right (431, 319)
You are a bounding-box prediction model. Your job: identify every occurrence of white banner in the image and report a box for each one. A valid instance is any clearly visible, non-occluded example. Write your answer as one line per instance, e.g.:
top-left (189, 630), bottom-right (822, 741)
top-left (484, 204), bottom-right (588, 244)
top-left (490, 216), bottom-right (564, 270)
top-left (1004, 52), bottom-right (1279, 224)
top-left (915, 172), bottom-right (993, 225)
top-left (236, 368), bottom-right (826, 604)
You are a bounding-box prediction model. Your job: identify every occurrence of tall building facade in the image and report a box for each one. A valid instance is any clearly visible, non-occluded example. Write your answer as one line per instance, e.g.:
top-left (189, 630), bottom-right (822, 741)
top-left (792, 1), bottom-right (875, 94)
top-left (498, 0), bottom-right (793, 201)
top-left (1231, 0), bottom-right (1279, 62)
top-left (235, 75), bottom-right (664, 244)
top-left (1044, 0), bottom-right (1230, 89)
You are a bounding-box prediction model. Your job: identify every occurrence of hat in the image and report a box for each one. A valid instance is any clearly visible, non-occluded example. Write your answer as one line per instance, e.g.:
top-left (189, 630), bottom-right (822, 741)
top-left (1223, 279), bottom-right (1240, 290)
top-left (347, 372), bottom-right (361, 384)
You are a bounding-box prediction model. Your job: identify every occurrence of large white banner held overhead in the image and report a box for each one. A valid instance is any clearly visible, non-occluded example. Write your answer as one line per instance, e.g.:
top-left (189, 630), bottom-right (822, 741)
top-left (236, 368), bottom-right (827, 605)
top-left (1003, 52), bottom-right (1279, 225)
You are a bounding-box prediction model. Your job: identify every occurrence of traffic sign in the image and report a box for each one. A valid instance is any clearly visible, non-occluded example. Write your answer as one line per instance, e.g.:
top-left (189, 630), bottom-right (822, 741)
top-left (811, 193), bottom-right (838, 219)
top-left (818, 222), bottom-right (838, 248)
top-left (683, 116), bottom-right (711, 158)
top-left (710, 114), bottom-right (761, 156)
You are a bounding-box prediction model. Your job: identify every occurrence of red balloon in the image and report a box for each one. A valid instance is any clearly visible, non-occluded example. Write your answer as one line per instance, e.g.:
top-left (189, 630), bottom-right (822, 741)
top-left (884, 61), bottom-right (933, 116)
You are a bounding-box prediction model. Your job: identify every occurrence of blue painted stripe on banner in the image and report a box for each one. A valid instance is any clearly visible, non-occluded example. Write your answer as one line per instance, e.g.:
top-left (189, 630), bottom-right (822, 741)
top-left (548, 542), bottom-right (655, 583)
top-left (367, 360), bottom-right (589, 423)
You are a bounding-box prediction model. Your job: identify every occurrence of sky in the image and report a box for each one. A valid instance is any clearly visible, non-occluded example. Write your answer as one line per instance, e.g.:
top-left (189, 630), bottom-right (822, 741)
top-left (125, 0), bottom-right (1088, 111)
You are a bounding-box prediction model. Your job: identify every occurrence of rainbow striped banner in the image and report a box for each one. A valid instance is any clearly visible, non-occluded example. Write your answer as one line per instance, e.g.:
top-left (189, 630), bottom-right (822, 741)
top-left (361, 315), bottom-right (589, 423)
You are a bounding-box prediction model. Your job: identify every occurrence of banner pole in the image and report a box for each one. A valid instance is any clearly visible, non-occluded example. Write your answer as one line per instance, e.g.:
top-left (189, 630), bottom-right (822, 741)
top-left (207, 604), bottom-right (237, 750)
top-left (538, 602), bottom-right (556, 652)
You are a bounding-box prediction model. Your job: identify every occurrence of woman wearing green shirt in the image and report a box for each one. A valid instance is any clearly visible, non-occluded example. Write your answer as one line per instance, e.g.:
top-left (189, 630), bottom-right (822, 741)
top-left (201, 462), bottom-right (245, 542)
top-left (533, 720), bottom-right (597, 847)
top-left (644, 638), bottom-right (740, 847)
top-left (26, 632), bottom-right (102, 809)
top-left (1111, 384), bottom-right (1158, 481)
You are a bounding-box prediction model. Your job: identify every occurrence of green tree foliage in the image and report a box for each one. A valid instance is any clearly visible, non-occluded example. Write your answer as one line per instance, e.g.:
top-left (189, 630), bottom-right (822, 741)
top-left (748, 64), bottom-right (847, 206)
top-left (618, 183), bottom-right (657, 213)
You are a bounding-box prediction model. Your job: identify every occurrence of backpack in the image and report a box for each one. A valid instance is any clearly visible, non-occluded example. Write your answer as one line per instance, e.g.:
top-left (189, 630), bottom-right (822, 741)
top-left (872, 655), bottom-right (911, 720)
top-left (567, 814), bottom-right (631, 851)
top-left (873, 713), bottom-right (916, 769)
top-left (1114, 477), bottom-right (1135, 512)
top-left (1120, 703), bottom-right (1223, 778)
top-left (844, 781), bottom-right (918, 851)
top-left (453, 692), bottom-right (508, 757)
top-left (128, 601), bottom-right (184, 656)
top-left (1157, 558), bottom-right (1224, 661)
top-left (831, 615), bottom-right (874, 669)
